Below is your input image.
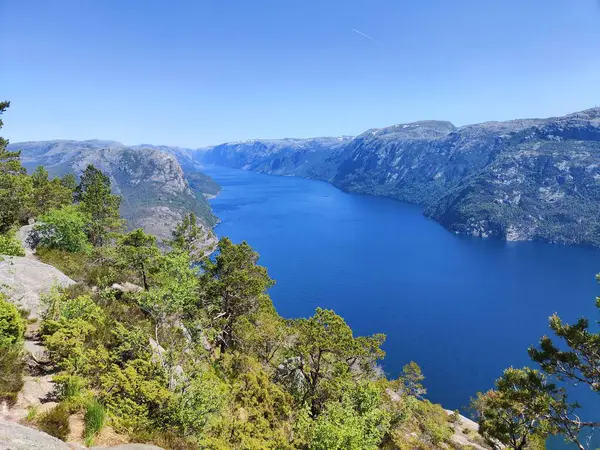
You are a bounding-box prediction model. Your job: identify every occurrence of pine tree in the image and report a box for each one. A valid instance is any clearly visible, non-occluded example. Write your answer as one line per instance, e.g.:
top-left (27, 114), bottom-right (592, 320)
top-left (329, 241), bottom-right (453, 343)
top-left (75, 164), bottom-right (123, 246)
top-left (0, 101), bottom-right (33, 231)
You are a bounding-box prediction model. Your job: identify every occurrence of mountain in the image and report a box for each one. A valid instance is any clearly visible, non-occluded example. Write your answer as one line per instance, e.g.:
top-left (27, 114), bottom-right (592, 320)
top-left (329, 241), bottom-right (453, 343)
top-left (196, 108), bottom-right (600, 248)
top-left (9, 140), bottom-right (219, 240)
top-left (199, 136), bottom-right (353, 180)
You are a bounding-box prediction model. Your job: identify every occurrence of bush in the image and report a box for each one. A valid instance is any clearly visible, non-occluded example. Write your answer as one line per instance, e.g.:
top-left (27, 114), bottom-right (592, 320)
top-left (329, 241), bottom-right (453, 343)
top-left (36, 247), bottom-right (90, 281)
top-left (0, 229), bottom-right (25, 256)
top-left (84, 399), bottom-right (106, 445)
top-left (0, 344), bottom-right (24, 405)
top-left (37, 403), bottom-right (71, 441)
top-left (54, 374), bottom-right (85, 400)
top-left (0, 294), bottom-right (25, 348)
top-left (34, 205), bottom-right (91, 253)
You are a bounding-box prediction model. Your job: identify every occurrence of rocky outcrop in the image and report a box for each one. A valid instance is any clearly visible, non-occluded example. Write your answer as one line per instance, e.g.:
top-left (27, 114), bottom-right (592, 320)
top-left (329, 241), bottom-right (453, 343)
top-left (0, 420), bottom-right (164, 449)
top-left (0, 256), bottom-right (75, 319)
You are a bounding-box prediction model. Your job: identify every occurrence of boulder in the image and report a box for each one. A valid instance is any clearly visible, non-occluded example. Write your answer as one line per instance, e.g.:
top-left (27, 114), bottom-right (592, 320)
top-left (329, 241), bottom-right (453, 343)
top-left (0, 420), bottom-right (165, 450)
top-left (0, 256), bottom-right (75, 318)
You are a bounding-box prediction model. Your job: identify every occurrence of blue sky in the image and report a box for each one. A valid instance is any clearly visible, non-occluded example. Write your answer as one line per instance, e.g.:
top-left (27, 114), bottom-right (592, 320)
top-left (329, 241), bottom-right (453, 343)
top-left (1, 0), bottom-right (599, 147)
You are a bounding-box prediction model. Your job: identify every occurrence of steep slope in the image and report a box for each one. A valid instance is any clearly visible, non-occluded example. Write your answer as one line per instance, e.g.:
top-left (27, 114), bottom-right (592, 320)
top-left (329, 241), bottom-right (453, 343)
top-left (425, 108), bottom-right (600, 245)
top-left (197, 108), bottom-right (600, 248)
top-left (10, 140), bottom-right (218, 240)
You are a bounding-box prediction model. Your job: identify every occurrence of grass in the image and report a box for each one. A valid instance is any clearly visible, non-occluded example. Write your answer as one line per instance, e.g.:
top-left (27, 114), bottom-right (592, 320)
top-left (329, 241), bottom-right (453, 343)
top-left (84, 399), bottom-right (105, 446)
top-left (0, 344), bottom-right (24, 406)
top-left (26, 405), bottom-right (38, 421)
top-left (37, 403), bottom-right (71, 441)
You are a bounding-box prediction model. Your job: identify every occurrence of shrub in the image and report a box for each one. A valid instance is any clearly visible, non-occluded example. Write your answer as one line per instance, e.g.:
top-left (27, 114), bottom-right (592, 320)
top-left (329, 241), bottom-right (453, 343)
top-left (34, 205), bottom-right (91, 253)
top-left (0, 229), bottom-right (25, 256)
top-left (0, 294), bottom-right (25, 348)
top-left (36, 247), bottom-right (90, 281)
top-left (37, 403), bottom-right (71, 441)
top-left (84, 399), bottom-right (106, 445)
top-left (0, 344), bottom-right (24, 405)
top-left (54, 374), bottom-right (85, 400)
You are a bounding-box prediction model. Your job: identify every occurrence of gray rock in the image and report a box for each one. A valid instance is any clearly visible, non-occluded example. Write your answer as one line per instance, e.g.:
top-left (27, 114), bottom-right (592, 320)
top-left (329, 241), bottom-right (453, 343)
top-left (0, 420), bottom-right (70, 450)
top-left (0, 256), bottom-right (75, 318)
top-left (0, 420), bottom-right (165, 449)
top-left (92, 445), bottom-right (164, 450)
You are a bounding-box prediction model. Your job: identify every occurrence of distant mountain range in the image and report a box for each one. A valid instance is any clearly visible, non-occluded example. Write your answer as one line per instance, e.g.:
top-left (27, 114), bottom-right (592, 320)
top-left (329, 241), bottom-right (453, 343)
top-left (195, 107), bottom-right (600, 248)
top-left (11, 107), bottom-right (600, 248)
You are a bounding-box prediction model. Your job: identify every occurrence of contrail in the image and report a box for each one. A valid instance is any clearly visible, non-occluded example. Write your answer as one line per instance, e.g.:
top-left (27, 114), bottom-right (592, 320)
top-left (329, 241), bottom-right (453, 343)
top-left (352, 28), bottom-right (381, 44)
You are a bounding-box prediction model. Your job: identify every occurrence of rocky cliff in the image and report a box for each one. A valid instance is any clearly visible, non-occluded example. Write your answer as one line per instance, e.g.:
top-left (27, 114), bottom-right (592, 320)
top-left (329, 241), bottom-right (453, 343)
top-left (196, 108), bottom-right (600, 247)
top-left (10, 140), bottom-right (219, 241)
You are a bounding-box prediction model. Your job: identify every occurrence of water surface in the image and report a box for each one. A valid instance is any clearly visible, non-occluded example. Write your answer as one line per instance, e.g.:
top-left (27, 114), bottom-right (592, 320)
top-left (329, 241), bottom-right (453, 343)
top-left (201, 165), bottom-right (599, 447)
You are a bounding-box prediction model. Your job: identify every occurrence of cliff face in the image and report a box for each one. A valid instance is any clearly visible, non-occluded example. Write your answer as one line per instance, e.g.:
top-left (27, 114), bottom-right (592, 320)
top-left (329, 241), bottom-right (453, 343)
top-left (196, 108), bottom-right (600, 248)
top-left (11, 140), bottom-right (218, 241)
top-left (425, 108), bottom-right (600, 246)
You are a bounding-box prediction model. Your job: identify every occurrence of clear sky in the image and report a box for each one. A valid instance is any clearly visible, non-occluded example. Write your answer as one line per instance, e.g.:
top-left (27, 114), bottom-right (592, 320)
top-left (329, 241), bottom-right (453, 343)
top-left (1, 0), bottom-right (599, 147)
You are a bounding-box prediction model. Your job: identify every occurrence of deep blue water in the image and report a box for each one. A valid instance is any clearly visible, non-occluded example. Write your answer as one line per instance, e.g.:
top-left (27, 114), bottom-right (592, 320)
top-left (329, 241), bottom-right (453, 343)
top-left (201, 165), bottom-right (599, 448)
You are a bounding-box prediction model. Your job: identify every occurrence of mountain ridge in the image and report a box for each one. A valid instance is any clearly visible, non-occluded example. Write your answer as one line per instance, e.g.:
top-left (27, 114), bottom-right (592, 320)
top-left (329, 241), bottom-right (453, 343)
top-left (11, 107), bottom-right (600, 247)
top-left (195, 107), bottom-right (600, 248)
top-left (8, 140), bottom-right (219, 241)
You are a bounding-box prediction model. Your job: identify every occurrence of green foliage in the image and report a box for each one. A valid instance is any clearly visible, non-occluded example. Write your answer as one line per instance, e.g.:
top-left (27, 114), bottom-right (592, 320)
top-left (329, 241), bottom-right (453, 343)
top-left (76, 164), bottom-right (124, 246)
top-left (0, 294), bottom-right (25, 348)
top-left (34, 233), bottom-right (486, 449)
top-left (472, 368), bottom-right (555, 450)
top-left (31, 166), bottom-right (74, 216)
top-left (35, 204), bottom-right (91, 253)
top-left (171, 212), bottom-right (205, 259)
top-left (0, 102), bottom-right (33, 232)
top-left (169, 368), bottom-right (228, 437)
top-left (84, 399), bottom-right (106, 445)
top-left (0, 343), bottom-right (24, 405)
top-left (0, 228), bottom-right (25, 256)
top-left (37, 403), bottom-right (71, 441)
top-left (285, 307), bottom-right (385, 415)
top-left (200, 237), bottom-right (275, 353)
top-left (303, 383), bottom-right (391, 450)
top-left (528, 290), bottom-right (600, 393)
top-left (117, 228), bottom-right (160, 290)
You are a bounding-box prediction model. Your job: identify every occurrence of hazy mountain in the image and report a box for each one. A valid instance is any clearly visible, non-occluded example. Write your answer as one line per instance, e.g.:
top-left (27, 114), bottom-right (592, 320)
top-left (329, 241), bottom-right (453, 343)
top-left (9, 140), bottom-right (219, 240)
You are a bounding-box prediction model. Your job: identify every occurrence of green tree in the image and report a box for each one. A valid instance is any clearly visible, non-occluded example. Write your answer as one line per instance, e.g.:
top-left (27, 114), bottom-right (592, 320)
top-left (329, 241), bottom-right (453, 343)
top-left (284, 308), bottom-right (386, 416)
top-left (171, 212), bottom-right (205, 259)
top-left (60, 173), bottom-right (77, 192)
top-left (117, 229), bottom-right (160, 291)
top-left (472, 367), bottom-right (556, 450)
top-left (199, 238), bottom-right (274, 354)
top-left (139, 249), bottom-right (199, 350)
top-left (76, 164), bottom-right (123, 246)
top-left (302, 383), bottom-right (390, 450)
top-left (235, 295), bottom-right (289, 366)
top-left (0, 101), bottom-right (33, 231)
top-left (527, 287), bottom-right (600, 448)
top-left (0, 228), bottom-right (25, 256)
top-left (529, 294), bottom-right (599, 393)
top-left (34, 205), bottom-right (91, 253)
top-left (0, 294), bottom-right (25, 348)
top-left (31, 166), bottom-right (74, 216)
